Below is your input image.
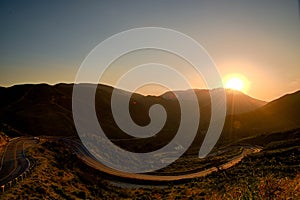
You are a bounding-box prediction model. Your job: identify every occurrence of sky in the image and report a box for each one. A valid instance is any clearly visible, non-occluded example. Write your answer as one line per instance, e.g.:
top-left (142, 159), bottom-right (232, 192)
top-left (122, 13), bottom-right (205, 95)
top-left (0, 0), bottom-right (299, 101)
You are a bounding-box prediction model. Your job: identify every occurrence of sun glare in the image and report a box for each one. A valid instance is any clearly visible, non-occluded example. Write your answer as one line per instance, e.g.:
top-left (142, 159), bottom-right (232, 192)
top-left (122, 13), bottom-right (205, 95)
top-left (223, 74), bottom-right (250, 93)
top-left (225, 77), bottom-right (244, 91)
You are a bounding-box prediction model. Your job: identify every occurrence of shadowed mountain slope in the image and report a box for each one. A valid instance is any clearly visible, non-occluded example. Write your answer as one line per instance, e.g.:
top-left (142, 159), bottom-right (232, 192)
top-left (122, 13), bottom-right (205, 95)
top-left (0, 84), bottom-right (299, 151)
top-left (161, 89), bottom-right (267, 115)
top-left (221, 90), bottom-right (300, 142)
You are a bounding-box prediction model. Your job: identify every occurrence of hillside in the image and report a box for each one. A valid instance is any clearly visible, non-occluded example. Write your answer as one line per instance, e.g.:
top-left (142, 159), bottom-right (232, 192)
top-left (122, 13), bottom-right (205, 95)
top-left (1, 128), bottom-right (299, 199)
top-left (1, 84), bottom-right (263, 137)
top-left (0, 84), bottom-right (299, 152)
top-left (221, 90), bottom-right (300, 141)
top-left (161, 88), bottom-right (267, 115)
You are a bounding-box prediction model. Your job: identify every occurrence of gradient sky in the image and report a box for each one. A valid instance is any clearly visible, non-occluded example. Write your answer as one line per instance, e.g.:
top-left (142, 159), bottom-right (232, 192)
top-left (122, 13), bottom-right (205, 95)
top-left (1, 0), bottom-right (299, 101)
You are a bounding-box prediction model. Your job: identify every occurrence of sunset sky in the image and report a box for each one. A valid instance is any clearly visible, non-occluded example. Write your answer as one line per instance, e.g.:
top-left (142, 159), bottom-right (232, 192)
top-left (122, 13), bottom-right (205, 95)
top-left (1, 0), bottom-right (299, 101)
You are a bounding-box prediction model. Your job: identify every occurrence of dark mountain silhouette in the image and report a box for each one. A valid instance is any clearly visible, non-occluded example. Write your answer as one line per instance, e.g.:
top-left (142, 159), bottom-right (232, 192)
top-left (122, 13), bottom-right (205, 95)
top-left (162, 89), bottom-right (266, 115)
top-left (221, 90), bottom-right (300, 142)
top-left (0, 84), bottom-right (299, 152)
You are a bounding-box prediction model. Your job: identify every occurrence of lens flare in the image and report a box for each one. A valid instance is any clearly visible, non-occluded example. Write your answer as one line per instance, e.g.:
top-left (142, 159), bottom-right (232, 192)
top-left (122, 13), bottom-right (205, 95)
top-left (223, 74), bottom-right (250, 93)
top-left (226, 77), bottom-right (244, 91)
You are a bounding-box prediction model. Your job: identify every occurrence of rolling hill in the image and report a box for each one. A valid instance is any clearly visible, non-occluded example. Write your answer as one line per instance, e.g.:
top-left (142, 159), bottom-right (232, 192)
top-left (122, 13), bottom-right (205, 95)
top-left (162, 88), bottom-right (267, 115)
top-left (0, 84), bottom-right (299, 151)
top-left (221, 90), bottom-right (300, 142)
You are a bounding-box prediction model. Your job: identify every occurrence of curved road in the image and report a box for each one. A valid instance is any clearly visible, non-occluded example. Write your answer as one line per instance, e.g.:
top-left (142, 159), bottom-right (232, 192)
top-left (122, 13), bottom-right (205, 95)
top-left (0, 137), bottom-right (38, 186)
top-left (0, 136), bottom-right (261, 185)
top-left (62, 138), bottom-right (261, 182)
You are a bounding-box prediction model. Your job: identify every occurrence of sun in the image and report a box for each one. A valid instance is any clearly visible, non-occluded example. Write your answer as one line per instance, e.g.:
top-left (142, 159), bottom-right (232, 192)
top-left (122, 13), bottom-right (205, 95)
top-left (223, 73), bottom-right (250, 93)
top-left (225, 77), bottom-right (244, 91)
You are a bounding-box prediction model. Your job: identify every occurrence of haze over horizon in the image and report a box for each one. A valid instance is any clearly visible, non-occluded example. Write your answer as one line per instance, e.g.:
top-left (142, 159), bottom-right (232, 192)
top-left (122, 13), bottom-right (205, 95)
top-left (1, 0), bottom-right (300, 101)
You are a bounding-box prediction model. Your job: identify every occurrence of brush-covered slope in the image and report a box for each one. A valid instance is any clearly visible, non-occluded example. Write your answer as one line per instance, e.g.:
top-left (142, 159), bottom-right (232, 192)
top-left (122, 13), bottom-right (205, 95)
top-left (222, 90), bottom-right (300, 141)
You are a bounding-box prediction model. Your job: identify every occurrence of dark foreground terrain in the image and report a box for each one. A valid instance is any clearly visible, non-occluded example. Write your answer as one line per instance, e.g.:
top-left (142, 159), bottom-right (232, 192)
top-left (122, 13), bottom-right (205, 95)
top-left (0, 128), bottom-right (299, 199)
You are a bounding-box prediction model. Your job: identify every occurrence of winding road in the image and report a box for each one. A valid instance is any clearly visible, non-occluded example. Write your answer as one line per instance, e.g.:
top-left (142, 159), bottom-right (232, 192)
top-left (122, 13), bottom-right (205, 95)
top-left (0, 137), bottom-right (38, 186)
top-left (62, 138), bottom-right (261, 182)
top-left (0, 136), bottom-right (261, 185)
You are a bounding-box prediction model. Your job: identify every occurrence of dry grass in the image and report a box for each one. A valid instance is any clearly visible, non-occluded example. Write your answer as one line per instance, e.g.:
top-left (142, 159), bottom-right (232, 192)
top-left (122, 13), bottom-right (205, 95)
top-left (209, 174), bottom-right (300, 200)
top-left (0, 138), bottom-right (299, 199)
top-left (0, 140), bottom-right (92, 199)
top-left (0, 132), bottom-right (9, 151)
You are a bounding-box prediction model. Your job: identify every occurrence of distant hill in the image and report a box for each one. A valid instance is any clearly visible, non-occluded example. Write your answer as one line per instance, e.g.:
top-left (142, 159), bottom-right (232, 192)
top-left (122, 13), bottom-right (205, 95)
top-left (0, 84), bottom-right (299, 151)
top-left (161, 88), bottom-right (267, 115)
top-left (221, 90), bottom-right (300, 142)
top-left (0, 84), bottom-right (76, 137)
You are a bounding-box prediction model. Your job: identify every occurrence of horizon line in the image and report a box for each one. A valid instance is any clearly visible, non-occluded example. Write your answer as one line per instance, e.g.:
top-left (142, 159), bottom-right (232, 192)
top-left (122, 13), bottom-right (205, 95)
top-left (1, 82), bottom-right (299, 102)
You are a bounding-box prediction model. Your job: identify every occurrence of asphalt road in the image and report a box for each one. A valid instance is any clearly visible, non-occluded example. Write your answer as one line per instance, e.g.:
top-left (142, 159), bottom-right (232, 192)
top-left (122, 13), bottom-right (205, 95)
top-left (0, 136), bottom-right (261, 185)
top-left (62, 138), bottom-right (261, 182)
top-left (0, 137), bottom-right (37, 185)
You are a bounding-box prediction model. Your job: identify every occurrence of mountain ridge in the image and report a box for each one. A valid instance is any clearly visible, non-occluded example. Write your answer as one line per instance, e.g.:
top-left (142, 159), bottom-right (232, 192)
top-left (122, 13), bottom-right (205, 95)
top-left (0, 83), bottom-right (299, 151)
